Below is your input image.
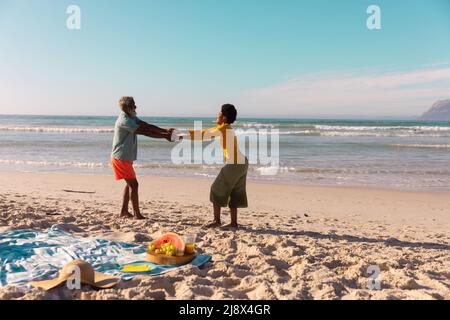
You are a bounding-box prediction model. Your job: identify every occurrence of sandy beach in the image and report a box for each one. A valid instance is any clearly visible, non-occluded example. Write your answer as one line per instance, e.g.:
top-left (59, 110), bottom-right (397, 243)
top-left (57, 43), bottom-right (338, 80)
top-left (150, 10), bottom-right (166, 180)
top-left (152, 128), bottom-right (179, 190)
top-left (0, 171), bottom-right (449, 300)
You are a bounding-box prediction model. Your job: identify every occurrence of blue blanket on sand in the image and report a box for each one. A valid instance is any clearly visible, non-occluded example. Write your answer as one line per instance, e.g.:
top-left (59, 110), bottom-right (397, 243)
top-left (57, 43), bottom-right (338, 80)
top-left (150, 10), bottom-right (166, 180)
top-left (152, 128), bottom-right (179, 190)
top-left (0, 225), bottom-right (211, 288)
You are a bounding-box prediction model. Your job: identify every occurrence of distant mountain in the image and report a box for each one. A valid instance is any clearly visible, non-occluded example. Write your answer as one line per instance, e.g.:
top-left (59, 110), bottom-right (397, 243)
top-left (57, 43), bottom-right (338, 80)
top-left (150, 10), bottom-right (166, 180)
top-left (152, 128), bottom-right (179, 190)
top-left (420, 99), bottom-right (450, 121)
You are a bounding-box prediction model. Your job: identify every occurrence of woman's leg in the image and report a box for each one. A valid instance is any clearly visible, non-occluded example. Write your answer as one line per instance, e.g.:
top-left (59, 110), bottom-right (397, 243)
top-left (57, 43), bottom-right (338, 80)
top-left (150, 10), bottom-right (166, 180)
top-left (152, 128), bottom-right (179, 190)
top-left (223, 163), bottom-right (248, 229)
top-left (205, 167), bottom-right (230, 228)
top-left (228, 207), bottom-right (238, 227)
top-left (203, 204), bottom-right (222, 228)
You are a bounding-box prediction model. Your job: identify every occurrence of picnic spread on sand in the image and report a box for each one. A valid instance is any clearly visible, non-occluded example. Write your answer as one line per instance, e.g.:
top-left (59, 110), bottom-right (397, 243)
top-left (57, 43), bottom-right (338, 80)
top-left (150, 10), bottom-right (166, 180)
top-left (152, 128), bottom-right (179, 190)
top-left (0, 224), bottom-right (211, 290)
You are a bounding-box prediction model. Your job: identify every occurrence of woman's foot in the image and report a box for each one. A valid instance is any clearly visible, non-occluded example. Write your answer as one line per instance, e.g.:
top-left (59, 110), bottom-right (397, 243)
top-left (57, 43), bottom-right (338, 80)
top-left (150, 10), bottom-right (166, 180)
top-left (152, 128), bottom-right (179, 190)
top-left (202, 220), bottom-right (222, 229)
top-left (221, 223), bottom-right (239, 231)
top-left (134, 213), bottom-right (147, 220)
top-left (120, 211), bottom-right (134, 219)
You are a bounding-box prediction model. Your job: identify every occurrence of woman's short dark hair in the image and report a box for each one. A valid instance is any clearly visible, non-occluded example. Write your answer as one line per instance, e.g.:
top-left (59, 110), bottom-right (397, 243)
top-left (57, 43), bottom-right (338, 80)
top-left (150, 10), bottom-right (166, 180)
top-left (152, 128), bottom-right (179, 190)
top-left (221, 104), bottom-right (237, 124)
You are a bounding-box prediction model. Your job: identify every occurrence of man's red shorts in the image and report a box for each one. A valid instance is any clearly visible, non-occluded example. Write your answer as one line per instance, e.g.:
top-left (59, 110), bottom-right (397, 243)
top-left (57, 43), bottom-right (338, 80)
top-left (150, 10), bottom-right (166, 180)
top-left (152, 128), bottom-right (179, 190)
top-left (111, 158), bottom-right (136, 180)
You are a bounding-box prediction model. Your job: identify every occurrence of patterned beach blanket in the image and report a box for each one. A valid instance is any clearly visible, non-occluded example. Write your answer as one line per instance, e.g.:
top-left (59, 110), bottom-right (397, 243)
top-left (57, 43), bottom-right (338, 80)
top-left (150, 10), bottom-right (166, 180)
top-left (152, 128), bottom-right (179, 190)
top-left (0, 225), bottom-right (211, 288)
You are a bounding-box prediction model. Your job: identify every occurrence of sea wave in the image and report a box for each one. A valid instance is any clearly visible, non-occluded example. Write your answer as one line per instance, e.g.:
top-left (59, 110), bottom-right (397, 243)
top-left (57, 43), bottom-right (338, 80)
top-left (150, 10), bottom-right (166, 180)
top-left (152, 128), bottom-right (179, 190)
top-left (319, 131), bottom-right (450, 137)
top-left (235, 129), bottom-right (318, 136)
top-left (241, 122), bottom-right (276, 128)
top-left (386, 144), bottom-right (450, 149)
top-left (314, 125), bottom-right (450, 132)
top-left (314, 124), bottom-right (450, 136)
top-left (0, 159), bottom-right (107, 168)
top-left (0, 159), bottom-right (215, 170)
top-left (2, 123), bottom-right (450, 137)
top-left (0, 125), bottom-right (316, 136)
top-left (0, 126), bottom-right (114, 133)
top-left (1, 159), bottom-right (449, 176)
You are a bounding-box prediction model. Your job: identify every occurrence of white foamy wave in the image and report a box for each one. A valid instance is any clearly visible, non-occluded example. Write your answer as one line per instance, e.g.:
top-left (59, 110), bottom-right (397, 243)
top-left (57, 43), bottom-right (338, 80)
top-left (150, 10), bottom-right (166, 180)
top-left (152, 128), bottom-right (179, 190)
top-left (314, 125), bottom-right (450, 137)
top-left (314, 125), bottom-right (450, 132)
top-left (194, 172), bottom-right (216, 178)
top-left (252, 166), bottom-right (450, 175)
top-left (281, 130), bottom-right (318, 135)
top-left (0, 126), bottom-right (114, 133)
top-left (0, 159), bottom-right (221, 170)
top-left (235, 129), bottom-right (317, 136)
top-left (237, 125), bottom-right (450, 137)
top-left (387, 144), bottom-right (450, 149)
top-left (133, 163), bottom-right (207, 169)
top-left (255, 166), bottom-right (296, 175)
top-left (0, 159), bottom-right (108, 167)
top-left (320, 131), bottom-right (449, 137)
top-left (241, 122), bottom-right (276, 128)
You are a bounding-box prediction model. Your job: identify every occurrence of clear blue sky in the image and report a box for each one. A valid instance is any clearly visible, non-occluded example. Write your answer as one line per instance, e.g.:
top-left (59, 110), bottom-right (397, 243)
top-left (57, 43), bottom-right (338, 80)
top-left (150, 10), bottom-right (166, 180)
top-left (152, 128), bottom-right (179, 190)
top-left (1, 0), bottom-right (450, 117)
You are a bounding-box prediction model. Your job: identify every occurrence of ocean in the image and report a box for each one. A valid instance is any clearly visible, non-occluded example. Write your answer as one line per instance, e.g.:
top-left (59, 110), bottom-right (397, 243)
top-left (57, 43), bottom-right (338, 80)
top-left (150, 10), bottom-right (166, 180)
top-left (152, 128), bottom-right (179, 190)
top-left (0, 114), bottom-right (449, 191)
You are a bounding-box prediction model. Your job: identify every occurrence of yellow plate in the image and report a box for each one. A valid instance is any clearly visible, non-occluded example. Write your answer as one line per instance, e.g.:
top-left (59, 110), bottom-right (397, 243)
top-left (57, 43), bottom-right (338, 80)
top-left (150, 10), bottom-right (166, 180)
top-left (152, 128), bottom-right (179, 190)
top-left (121, 264), bottom-right (153, 272)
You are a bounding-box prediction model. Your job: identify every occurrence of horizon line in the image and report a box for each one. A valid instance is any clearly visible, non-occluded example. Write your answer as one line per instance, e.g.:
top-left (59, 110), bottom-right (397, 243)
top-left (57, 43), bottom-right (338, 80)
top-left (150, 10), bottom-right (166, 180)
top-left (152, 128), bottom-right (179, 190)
top-left (0, 113), bottom-right (424, 121)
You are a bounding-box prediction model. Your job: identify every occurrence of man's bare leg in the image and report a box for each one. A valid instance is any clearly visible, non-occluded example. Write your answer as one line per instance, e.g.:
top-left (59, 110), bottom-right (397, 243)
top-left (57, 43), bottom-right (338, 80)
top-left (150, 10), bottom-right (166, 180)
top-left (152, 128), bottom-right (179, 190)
top-left (125, 178), bottom-right (146, 220)
top-left (203, 204), bottom-right (222, 228)
top-left (120, 185), bottom-right (133, 218)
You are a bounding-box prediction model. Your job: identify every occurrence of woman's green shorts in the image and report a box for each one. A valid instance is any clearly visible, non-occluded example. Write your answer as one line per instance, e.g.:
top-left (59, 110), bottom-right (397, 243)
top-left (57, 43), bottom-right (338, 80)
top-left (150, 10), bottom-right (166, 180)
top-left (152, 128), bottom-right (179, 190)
top-left (210, 159), bottom-right (249, 208)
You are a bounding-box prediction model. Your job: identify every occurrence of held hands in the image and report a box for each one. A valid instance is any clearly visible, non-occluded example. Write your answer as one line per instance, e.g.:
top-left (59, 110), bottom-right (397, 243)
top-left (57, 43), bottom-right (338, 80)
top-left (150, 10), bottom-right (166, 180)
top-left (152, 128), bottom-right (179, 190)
top-left (167, 128), bottom-right (185, 142)
top-left (165, 128), bottom-right (175, 142)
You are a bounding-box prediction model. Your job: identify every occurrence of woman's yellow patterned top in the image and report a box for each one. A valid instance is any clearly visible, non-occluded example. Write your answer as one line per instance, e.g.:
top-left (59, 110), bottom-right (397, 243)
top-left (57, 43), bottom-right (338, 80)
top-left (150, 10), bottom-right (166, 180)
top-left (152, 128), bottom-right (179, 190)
top-left (188, 123), bottom-right (246, 164)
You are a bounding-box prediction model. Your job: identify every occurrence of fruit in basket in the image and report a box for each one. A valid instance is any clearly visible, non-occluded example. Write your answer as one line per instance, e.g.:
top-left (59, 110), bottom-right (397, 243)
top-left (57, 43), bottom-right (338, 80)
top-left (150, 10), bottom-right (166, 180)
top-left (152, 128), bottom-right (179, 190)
top-left (152, 232), bottom-right (185, 256)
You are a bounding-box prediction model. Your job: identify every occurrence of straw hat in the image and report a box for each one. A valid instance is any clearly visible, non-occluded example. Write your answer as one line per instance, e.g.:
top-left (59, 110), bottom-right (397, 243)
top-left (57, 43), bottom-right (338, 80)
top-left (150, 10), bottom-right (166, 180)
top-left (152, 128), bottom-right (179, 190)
top-left (30, 259), bottom-right (120, 290)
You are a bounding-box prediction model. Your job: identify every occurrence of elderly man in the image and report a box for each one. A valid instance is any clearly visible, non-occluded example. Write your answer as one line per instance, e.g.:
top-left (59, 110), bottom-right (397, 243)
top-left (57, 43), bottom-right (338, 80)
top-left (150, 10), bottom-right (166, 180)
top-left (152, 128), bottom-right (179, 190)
top-left (111, 96), bottom-right (173, 219)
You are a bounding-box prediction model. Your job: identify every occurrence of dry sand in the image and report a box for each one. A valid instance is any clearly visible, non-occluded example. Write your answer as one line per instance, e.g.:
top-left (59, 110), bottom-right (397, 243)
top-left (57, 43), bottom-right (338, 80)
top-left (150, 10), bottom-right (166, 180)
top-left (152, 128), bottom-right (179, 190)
top-left (0, 171), bottom-right (449, 300)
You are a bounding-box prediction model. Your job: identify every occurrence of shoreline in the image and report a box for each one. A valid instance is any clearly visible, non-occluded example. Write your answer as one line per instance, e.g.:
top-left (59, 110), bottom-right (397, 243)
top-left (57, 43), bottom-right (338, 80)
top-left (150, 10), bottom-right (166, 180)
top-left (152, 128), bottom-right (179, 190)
top-left (1, 168), bottom-right (450, 195)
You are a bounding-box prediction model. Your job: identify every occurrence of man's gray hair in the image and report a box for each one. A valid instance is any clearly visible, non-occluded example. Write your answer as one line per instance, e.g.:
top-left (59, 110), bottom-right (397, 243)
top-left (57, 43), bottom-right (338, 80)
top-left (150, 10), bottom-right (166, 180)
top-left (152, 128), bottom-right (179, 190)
top-left (119, 96), bottom-right (135, 110)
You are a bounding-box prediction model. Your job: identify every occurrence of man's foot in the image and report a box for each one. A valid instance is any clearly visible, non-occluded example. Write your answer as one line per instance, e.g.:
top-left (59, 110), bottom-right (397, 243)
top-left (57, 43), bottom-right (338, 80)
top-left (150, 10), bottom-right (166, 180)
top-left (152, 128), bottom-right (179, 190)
top-left (202, 221), bottom-right (221, 229)
top-left (120, 211), bottom-right (134, 219)
top-left (134, 213), bottom-right (147, 220)
top-left (221, 223), bottom-right (239, 231)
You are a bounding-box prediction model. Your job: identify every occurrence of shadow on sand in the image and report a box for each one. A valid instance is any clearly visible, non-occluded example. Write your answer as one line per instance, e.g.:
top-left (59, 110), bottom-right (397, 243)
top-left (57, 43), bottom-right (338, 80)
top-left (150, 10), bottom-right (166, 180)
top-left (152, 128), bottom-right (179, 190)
top-left (237, 226), bottom-right (450, 251)
top-left (181, 219), bottom-right (449, 251)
